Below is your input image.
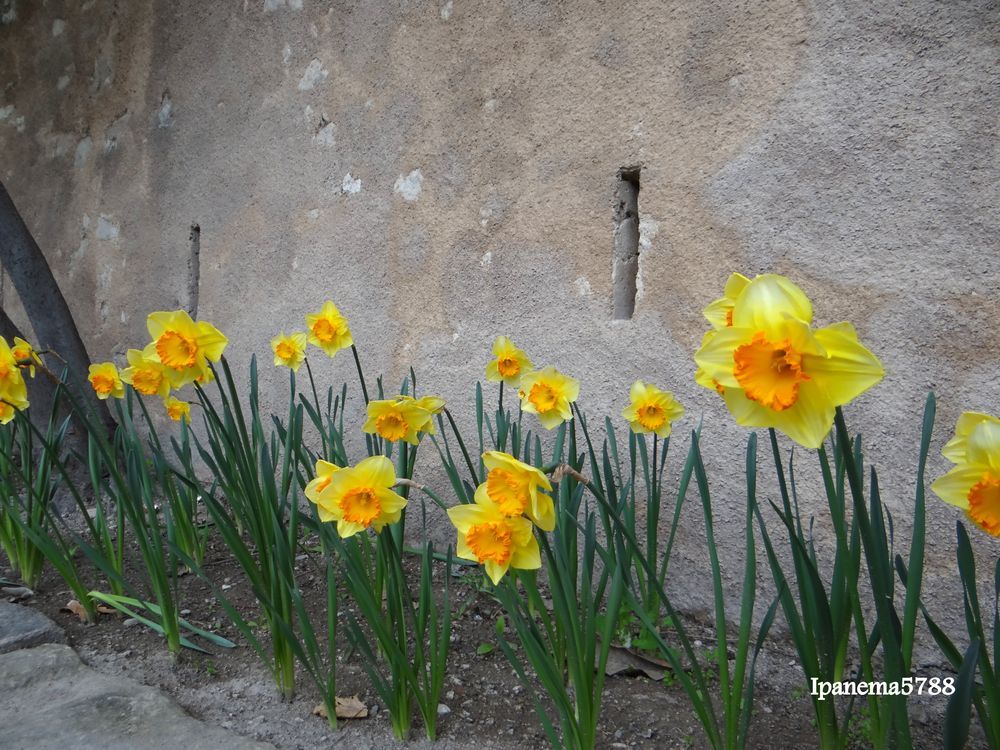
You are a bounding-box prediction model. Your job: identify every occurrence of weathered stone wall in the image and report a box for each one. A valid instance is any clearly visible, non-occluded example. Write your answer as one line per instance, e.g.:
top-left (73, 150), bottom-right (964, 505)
top-left (1, 0), bottom-right (998, 640)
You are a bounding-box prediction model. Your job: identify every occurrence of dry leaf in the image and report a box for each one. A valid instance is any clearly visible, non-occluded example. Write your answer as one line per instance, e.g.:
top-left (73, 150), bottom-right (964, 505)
top-left (313, 695), bottom-right (369, 720)
top-left (61, 600), bottom-right (89, 622)
top-left (96, 605), bottom-right (116, 615)
top-left (604, 645), bottom-right (668, 681)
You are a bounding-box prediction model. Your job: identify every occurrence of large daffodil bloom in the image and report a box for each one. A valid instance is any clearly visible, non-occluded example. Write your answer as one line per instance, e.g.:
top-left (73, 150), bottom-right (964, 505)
top-left (11, 337), bottom-right (41, 379)
top-left (120, 346), bottom-right (171, 399)
top-left (363, 398), bottom-right (433, 445)
top-left (932, 413), bottom-right (1000, 536)
top-left (693, 274), bottom-right (883, 449)
top-left (146, 310), bottom-right (228, 388)
top-left (305, 300), bottom-right (353, 358)
top-left (486, 336), bottom-right (533, 388)
top-left (622, 381), bottom-right (685, 439)
top-left (0, 337), bottom-right (29, 410)
top-left (304, 460), bottom-right (342, 510)
top-left (271, 331), bottom-right (308, 372)
top-left (481, 451), bottom-right (555, 531)
top-left (313, 455), bottom-right (407, 538)
top-left (447, 485), bottom-right (541, 584)
top-left (518, 366), bottom-right (580, 430)
top-left (88, 362), bottom-right (124, 400)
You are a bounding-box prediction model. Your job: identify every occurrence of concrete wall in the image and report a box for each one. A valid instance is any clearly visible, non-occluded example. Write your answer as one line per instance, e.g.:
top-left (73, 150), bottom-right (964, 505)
top-left (1, 0), bottom-right (998, 639)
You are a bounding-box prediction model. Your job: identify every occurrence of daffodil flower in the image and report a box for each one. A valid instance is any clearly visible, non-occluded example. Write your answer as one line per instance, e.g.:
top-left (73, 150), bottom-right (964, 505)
top-left (305, 301), bottom-right (353, 358)
top-left (11, 337), bottom-right (41, 379)
top-left (518, 366), bottom-right (580, 430)
top-left (120, 346), bottom-right (171, 399)
top-left (313, 455), bottom-right (407, 538)
top-left (693, 274), bottom-right (883, 449)
top-left (482, 451), bottom-right (555, 531)
top-left (393, 394), bottom-right (445, 435)
top-left (622, 381), bottom-right (684, 439)
top-left (932, 412), bottom-right (1000, 536)
top-left (486, 336), bottom-right (533, 388)
top-left (363, 398), bottom-right (433, 445)
top-left (164, 395), bottom-right (191, 423)
top-left (88, 362), bottom-right (125, 400)
top-left (271, 331), bottom-right (308, 372)
top-left (447, 484), bottom-right (541, 584)
top-left (146, 310), bottom-right (228, 388)
top-left (0, 337), bottom-right (29, 411)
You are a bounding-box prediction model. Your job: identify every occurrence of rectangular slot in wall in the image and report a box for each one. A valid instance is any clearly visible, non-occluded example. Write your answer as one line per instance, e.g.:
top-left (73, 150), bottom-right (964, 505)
top-left (612, 166), bottom-right (641, 320)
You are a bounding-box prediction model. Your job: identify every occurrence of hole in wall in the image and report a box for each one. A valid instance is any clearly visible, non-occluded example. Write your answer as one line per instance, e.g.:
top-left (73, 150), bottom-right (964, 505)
top-left (612, 166), bottom-right (641, 320)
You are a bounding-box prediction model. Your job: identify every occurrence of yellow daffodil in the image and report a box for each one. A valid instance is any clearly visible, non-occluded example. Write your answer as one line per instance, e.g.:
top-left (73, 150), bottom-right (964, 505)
top-left (120, 346), bottom-right (171, 399)
top-left (486, 336), bottom-right (533, 388)
top-left (88, 362), bottom-right (124, 400)
top-left (393, 394), bottom-right (445, 435)
top-left (363, 398), bottom-right (432, 445)
top-left (146, 310), bottom-right (228, 387)
top-left (518, 366), bottom-right (580, 430)
top-left (448, 485), bottom-right (542, 584)
top-left (271, 331), bottom-right (308, 372)
top-left (11, 337), bottom-right (41, 379)
top-left (932, 412), bottom-right (1000, 536)
top-left (164, 395), bottom-right (191, 423)
top-left (312, 455), bottom-right (407, 538)
top-left (0, 338), bottom-right (29, 410)
top-left (0, 401), bottom-right (16, 425)
top-left (481, 451), bottom-right (555, 531)
top-left (304, 460), bottom-right (342, 512)
top-left (703, 272), bottom-right (750, 330)
top-left (622, 381), bottom-right (685, 439)
top-left (305, 300), bottom-right (353, 358)
top-left (693, 274), bottom-right (884, 449)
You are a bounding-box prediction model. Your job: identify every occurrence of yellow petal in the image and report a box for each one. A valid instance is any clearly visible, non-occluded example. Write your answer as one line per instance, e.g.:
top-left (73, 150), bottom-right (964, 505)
top-left (807, 322), bottom-right (884, 407)
top-left (931, 465), bottom-right (982, 509)
top-left (352, 455), bottom-right (396, 489)
top-left (731, 274), bottom-right (813, 332)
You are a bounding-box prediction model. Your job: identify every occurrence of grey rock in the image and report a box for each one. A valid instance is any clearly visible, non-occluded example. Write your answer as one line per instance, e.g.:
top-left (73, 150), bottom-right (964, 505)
top-left (0, 644), bottom-right (273, 749)
top-left (0, 602), bottom-right (66, 653)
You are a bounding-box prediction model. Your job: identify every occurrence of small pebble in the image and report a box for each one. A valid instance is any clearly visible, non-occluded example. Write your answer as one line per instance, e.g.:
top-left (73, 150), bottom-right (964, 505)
top-left (437, 704), bottom-right (451, 715)
top-left (123, 618), bottom-right (140, 628)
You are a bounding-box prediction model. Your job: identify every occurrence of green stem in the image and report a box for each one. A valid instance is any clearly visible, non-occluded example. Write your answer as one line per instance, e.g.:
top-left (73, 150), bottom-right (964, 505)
top-left (351, 345), bottom-right (370, 405)
top-left (444, 407), bottom-right (479, 487)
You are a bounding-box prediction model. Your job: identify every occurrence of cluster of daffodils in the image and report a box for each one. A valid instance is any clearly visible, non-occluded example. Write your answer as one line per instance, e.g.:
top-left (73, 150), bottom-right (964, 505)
top-left (0, 336), bottom-right (40, 424)
top-left (448, 452), bottom-right (553, 584)
top-left (87, 310), bottom-right (228, 421)
top-left (363, 395), bottom-right (445, 445)
top-left (694, 273), bottom-right (885, 450)
top-left (270, 300), bottom-right (353, 372)
top-left (486, 336), bottom-right (580, 430)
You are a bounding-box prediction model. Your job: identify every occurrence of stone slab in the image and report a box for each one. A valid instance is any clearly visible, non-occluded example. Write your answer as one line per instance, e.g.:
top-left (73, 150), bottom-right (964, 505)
top-left (0, 601), bottom-right (66, 654)
top-left (0, 644), bottom-right (274, 750)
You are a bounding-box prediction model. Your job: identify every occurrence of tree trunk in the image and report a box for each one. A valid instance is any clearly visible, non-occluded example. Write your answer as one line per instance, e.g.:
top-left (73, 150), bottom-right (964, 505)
top-left (0, 181), bottom-right (115, 432)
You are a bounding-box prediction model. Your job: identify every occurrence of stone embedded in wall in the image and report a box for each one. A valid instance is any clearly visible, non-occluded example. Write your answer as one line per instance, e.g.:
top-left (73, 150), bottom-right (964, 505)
top-left (264, 0), bottom-right (302, 11)
top-left (157, 92), bottom-right (174, 128)
top-left (341, 173), bottom-right (362, 194)
top-left (312, 122), bottom-right (335, 146)
top-left (95, 214), bottom-right (120, 241)
top-left (51, 18), bottom-right (65, 36)
top-left (393, 169), bottom-right (423, 202)
top-left (0, 0), bottom-right (15, 25)
top-left (440, 1), bottom-right (453, 21)
top-left (297, 59), bottom-right (328, 91)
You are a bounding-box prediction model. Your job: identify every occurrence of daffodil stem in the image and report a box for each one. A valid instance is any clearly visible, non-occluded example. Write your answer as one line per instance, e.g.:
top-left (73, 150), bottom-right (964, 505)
top-left (499, 381), bottom-right (504, 412)
top-left (350, 345), bottom-right (370, 406)
top-left (444, 407), bottom-right (479, 488)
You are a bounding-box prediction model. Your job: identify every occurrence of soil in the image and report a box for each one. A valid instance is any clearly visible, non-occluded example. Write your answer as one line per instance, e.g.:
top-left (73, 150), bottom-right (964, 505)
top-left (6, 534), bottom-right (965, 750)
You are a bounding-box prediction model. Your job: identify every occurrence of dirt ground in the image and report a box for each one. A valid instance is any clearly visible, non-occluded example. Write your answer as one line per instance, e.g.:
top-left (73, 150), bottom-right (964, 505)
top-left (5, 536), bottom-right (968, 750)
